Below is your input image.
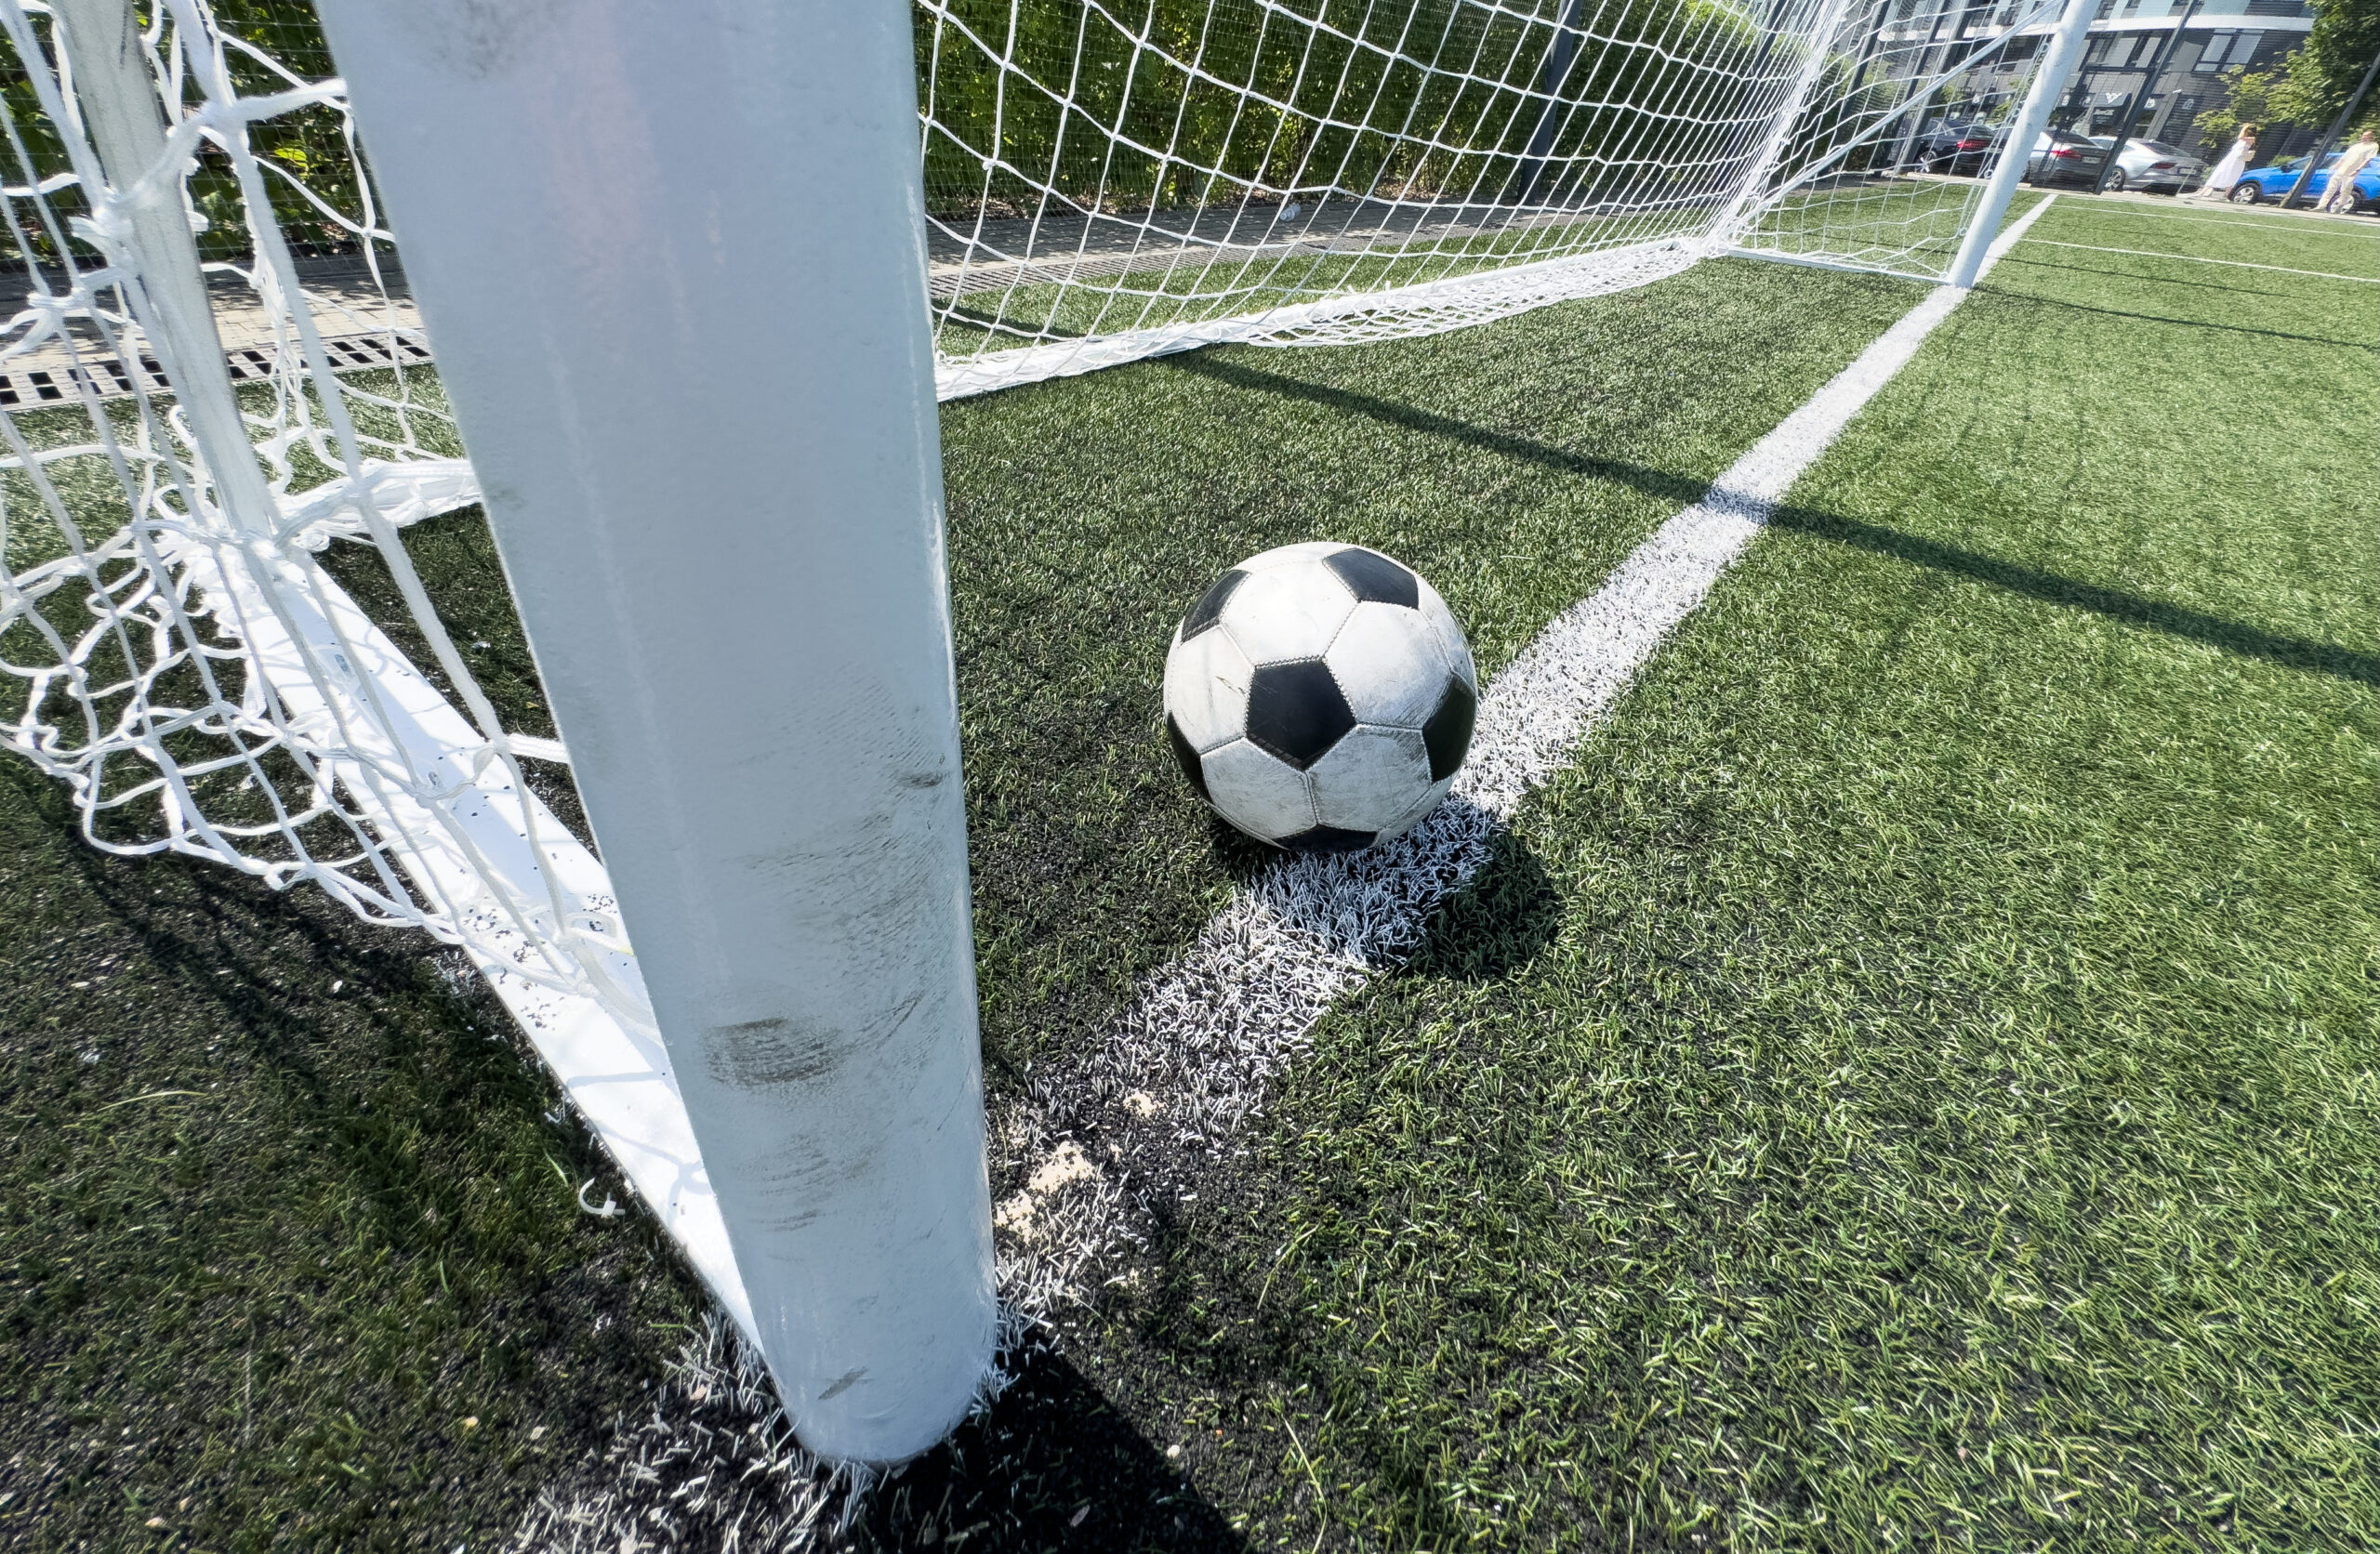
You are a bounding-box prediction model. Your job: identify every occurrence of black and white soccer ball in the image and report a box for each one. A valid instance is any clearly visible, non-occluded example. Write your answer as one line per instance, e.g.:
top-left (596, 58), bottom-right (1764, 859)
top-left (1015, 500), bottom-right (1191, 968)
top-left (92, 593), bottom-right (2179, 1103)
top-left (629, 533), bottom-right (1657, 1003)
top-left (1164, 542), bottom-right (1477, 852)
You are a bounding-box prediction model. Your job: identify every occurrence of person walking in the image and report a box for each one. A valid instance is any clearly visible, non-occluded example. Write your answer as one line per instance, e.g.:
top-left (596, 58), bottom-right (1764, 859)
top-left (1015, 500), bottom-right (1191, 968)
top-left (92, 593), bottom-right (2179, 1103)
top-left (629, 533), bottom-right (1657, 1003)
top-left (2318, 128), bottom-right (2378, 214)
top-left (2199, 123), bottom-right (2256, 200)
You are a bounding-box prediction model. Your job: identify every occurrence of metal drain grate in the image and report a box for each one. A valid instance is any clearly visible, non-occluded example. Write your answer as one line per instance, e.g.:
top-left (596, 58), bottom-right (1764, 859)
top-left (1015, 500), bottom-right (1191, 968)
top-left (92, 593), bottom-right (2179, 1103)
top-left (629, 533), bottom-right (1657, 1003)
top-left (0, 331), bottom-right (433, 408)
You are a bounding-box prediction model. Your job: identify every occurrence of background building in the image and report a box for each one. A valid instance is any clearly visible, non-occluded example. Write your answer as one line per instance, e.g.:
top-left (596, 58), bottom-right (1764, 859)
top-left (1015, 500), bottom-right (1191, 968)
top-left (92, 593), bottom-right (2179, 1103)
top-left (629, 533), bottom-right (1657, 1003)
top-left (1884, 0), bottom-right (2319, 159)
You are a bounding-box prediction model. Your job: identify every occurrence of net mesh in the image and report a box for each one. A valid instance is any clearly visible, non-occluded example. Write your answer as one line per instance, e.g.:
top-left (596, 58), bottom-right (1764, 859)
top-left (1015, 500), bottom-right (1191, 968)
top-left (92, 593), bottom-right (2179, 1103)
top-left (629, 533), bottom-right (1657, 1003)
top-left (1730, 0), bottom-right (2066, 278)
top-left (0, 0), bottom-right (643, 1035)
top-left (0, 0), bottom-right (2060, 1039)
top-left (919, 0), bottom-right (2064, 396)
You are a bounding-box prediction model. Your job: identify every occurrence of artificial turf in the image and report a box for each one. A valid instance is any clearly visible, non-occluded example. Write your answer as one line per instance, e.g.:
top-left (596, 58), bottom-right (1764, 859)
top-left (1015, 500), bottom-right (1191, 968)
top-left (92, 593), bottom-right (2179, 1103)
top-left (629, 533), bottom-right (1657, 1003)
top-left (1085, 196), bottom-right (2378, 1547)
top-left (0, 246), bottom-right (1922, 1548)
top-left (935, 252), bottom-right (1925, 1080)
top-left (0, 760), bottom-right (711, 1549)
top-left (3, 190), bottom-right (2373, 1549)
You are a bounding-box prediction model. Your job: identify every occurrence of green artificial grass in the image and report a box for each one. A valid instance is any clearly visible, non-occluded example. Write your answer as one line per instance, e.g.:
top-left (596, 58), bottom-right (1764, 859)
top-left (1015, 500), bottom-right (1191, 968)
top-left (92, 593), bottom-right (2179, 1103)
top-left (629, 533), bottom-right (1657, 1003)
top-left (0, 758), bottom-right (708, 1549)
top-left (0, 254), bottom-right (1922, 1548)
top-left (1077, 195), bottom-right (2377, 1548)
top-left (933, 256), bottom-right (1924, 1078)
top-left (7, 189), bottom-right (2373, 1550)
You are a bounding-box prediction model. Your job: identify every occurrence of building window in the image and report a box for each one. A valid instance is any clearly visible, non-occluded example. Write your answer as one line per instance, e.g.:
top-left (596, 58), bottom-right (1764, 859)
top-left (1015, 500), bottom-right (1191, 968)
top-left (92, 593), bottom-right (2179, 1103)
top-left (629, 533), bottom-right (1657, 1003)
top-left (2193, 31), bottom-right (2237, 70)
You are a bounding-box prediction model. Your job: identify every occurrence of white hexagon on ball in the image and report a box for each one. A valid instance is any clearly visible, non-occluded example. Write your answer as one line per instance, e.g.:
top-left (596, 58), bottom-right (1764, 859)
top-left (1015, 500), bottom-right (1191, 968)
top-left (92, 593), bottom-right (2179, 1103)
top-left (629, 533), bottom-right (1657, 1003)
top-left (1309, 726), bottom-right (1433, 835)
top-left (1163, 542), bottom-right (1475, 852)
top-left (1326, 601), bottom-right (1449, 730)
top-left (1162, 624), bottom-right (1252, 754)
top-left (1197, 738), bottom-right (1316, 840)
top-left (1415, 576), bottom-right (1476, 691)
top-left (1219, 563), bottom-right (1355, 667)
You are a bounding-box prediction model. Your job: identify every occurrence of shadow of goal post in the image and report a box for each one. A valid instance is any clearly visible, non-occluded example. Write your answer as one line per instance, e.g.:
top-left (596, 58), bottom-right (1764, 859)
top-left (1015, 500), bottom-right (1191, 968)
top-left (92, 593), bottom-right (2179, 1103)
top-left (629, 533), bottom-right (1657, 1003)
top-left (305, 0), bottom-right (997, 1463)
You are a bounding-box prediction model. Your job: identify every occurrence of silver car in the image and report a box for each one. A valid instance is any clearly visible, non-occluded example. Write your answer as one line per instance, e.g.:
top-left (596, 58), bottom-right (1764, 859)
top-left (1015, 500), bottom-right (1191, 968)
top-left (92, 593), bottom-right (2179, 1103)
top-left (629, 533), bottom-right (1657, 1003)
top-left (2089, 137), bottom-right (2206, 194)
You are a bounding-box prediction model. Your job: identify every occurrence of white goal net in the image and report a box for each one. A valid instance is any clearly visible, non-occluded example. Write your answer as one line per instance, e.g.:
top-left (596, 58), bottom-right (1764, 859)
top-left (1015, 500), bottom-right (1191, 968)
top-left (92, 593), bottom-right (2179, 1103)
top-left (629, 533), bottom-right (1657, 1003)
top-left (919, 0), bottom-right (2069, 396)
top-left (0, 0), bottom-right (2063, 1330)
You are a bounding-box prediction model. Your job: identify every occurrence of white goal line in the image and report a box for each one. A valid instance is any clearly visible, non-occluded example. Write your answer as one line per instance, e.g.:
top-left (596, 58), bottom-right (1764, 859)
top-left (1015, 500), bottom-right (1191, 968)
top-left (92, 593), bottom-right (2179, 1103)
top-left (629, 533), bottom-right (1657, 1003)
top-left (2084, 204), bottom-right (2380, 237)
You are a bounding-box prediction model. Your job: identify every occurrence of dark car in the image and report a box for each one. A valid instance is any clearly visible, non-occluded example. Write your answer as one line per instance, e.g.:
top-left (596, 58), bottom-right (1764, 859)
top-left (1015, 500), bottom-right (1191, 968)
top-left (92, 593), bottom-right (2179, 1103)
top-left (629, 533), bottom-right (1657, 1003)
top-left (1904, 119), bottom-right (2001, 175)
top-left (1924, 125), bottom-right (2004, 176)
top-left (2024, 130), bottom-right (2114, 189)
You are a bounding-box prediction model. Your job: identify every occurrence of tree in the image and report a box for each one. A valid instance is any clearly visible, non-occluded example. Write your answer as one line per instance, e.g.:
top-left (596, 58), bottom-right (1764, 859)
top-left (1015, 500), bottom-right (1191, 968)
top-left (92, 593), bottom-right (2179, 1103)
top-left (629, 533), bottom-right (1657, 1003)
top-left (2194, 0), bottom-right (2380, 156)
top-left (2194, 66), bottom-right (2280, 155)
top-left (2281, 0), bottom-right (2380, 128)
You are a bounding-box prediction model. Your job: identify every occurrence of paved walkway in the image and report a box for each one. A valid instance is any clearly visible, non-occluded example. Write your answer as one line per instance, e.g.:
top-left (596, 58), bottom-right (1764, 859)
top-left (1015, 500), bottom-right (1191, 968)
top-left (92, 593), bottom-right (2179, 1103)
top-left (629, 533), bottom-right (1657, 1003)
top-left (923, 191), bottom-right (1720, 298)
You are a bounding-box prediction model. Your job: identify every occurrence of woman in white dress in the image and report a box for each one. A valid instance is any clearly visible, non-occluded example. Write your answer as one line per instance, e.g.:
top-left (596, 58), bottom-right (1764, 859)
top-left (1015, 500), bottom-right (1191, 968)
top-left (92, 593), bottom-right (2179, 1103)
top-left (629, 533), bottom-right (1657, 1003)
top-left (2199, 124), bottom-right (2256, 199)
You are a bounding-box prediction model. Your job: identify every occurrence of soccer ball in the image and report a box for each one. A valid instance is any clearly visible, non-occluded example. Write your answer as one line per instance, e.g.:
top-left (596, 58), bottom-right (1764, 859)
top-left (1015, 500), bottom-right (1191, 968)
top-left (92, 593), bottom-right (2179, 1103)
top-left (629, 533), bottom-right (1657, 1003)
top-left (1163, 542), bottom-right (1476, 852)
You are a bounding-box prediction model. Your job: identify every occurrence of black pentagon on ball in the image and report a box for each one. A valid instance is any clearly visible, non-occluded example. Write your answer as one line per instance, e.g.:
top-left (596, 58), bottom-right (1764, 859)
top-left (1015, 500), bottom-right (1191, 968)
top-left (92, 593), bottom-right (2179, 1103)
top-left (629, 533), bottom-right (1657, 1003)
top-left (1423, 675), bottom-right (1476, 781)
top-left (1323, 547), bottom-right (1419, 610)
top-left (1245, 658), bottom-right (1355, 770)
top-left (1179, 569), bottom-right (1246, 640)
top-left (1166, 714), bottom-right (1211, 803)
top-left (1279, 824), bottom-right (1376, 854)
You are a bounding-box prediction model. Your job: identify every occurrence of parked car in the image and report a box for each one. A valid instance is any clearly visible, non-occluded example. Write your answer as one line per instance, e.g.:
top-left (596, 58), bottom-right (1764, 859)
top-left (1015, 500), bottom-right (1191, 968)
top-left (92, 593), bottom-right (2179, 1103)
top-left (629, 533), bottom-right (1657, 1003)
top-left (1913, 122), bottom-right (2003, 176)
top-left (2087, 137), bottom-right (2205, 194)
top-left (2226, 152), bottom-right (2380, 210)
top-left (2024, 130), bottom-right (2114, 189)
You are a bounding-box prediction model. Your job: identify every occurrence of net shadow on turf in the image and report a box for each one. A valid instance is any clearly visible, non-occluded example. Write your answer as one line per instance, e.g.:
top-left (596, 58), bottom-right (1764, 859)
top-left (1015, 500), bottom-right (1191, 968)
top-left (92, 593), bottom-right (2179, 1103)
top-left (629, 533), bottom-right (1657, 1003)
top-left (1170, 331), bottom-right (2380, 691)
top-left (1988, 292), bottom-right (2379, 353)
top-left (1760, 501), bottom-right (2380, 691)
top-left (1995, 253), bottom-right (2338, 301)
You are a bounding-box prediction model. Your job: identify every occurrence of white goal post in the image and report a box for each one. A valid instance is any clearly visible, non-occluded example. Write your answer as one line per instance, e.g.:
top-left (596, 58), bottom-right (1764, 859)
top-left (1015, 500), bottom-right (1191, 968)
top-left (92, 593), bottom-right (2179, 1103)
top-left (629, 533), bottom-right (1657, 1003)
top-left (307, 0), bottom-right (1000, 1462)
top-left (0, 0), bottom-right (2092, 1465)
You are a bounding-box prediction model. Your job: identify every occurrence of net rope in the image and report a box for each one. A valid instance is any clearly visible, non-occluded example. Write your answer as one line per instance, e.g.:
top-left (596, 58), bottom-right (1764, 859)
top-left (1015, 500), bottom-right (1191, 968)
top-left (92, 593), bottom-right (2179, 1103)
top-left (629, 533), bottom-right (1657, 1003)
top-left (919, 0), bottom-right (2065, 396)
top-left (0, 0), bottom-right (647, 1035)
top-left (0, 0), bottom-right (2062, 1041)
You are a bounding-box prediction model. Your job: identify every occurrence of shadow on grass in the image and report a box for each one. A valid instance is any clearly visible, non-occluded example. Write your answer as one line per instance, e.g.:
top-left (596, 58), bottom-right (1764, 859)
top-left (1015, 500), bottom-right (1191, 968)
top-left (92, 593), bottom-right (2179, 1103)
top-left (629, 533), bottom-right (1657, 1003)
top-left (0, 759), bottom-right (693, 1548)
top-left (1992, 253), bottom-right (2317, 298)
top-left (1762, 500), bottom-right (2380, 688)
top-left (1995, 290), bottom-right (2380, 350)
top-left (858, 1347), bottom-right (1248, 1552)
top-left (9, 755), bottom-right (1253, 1547)
top-left (1171, 351), bottom-right (2379, 689)
top-left (1163, 350), bottom-right (1703, 504)
top-left (1405, 826), bottom-right (1567, 982)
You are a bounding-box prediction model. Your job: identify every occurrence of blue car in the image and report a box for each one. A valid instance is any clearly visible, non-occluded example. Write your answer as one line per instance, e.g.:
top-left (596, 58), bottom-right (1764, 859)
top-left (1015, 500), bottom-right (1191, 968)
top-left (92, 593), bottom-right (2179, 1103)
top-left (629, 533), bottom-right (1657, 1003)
top-left (2226, 152), bottom-right (2380, 210)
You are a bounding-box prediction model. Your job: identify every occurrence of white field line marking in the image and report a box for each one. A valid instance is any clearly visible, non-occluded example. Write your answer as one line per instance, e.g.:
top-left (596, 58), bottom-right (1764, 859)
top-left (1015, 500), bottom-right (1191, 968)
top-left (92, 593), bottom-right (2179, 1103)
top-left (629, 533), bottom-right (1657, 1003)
top-left (995, 191), bottom-right (2065, 1312)
top-left (2078, 204), bottom-right (2380, 236)
top-left (2020, 238), bottom-right (2380, 283)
